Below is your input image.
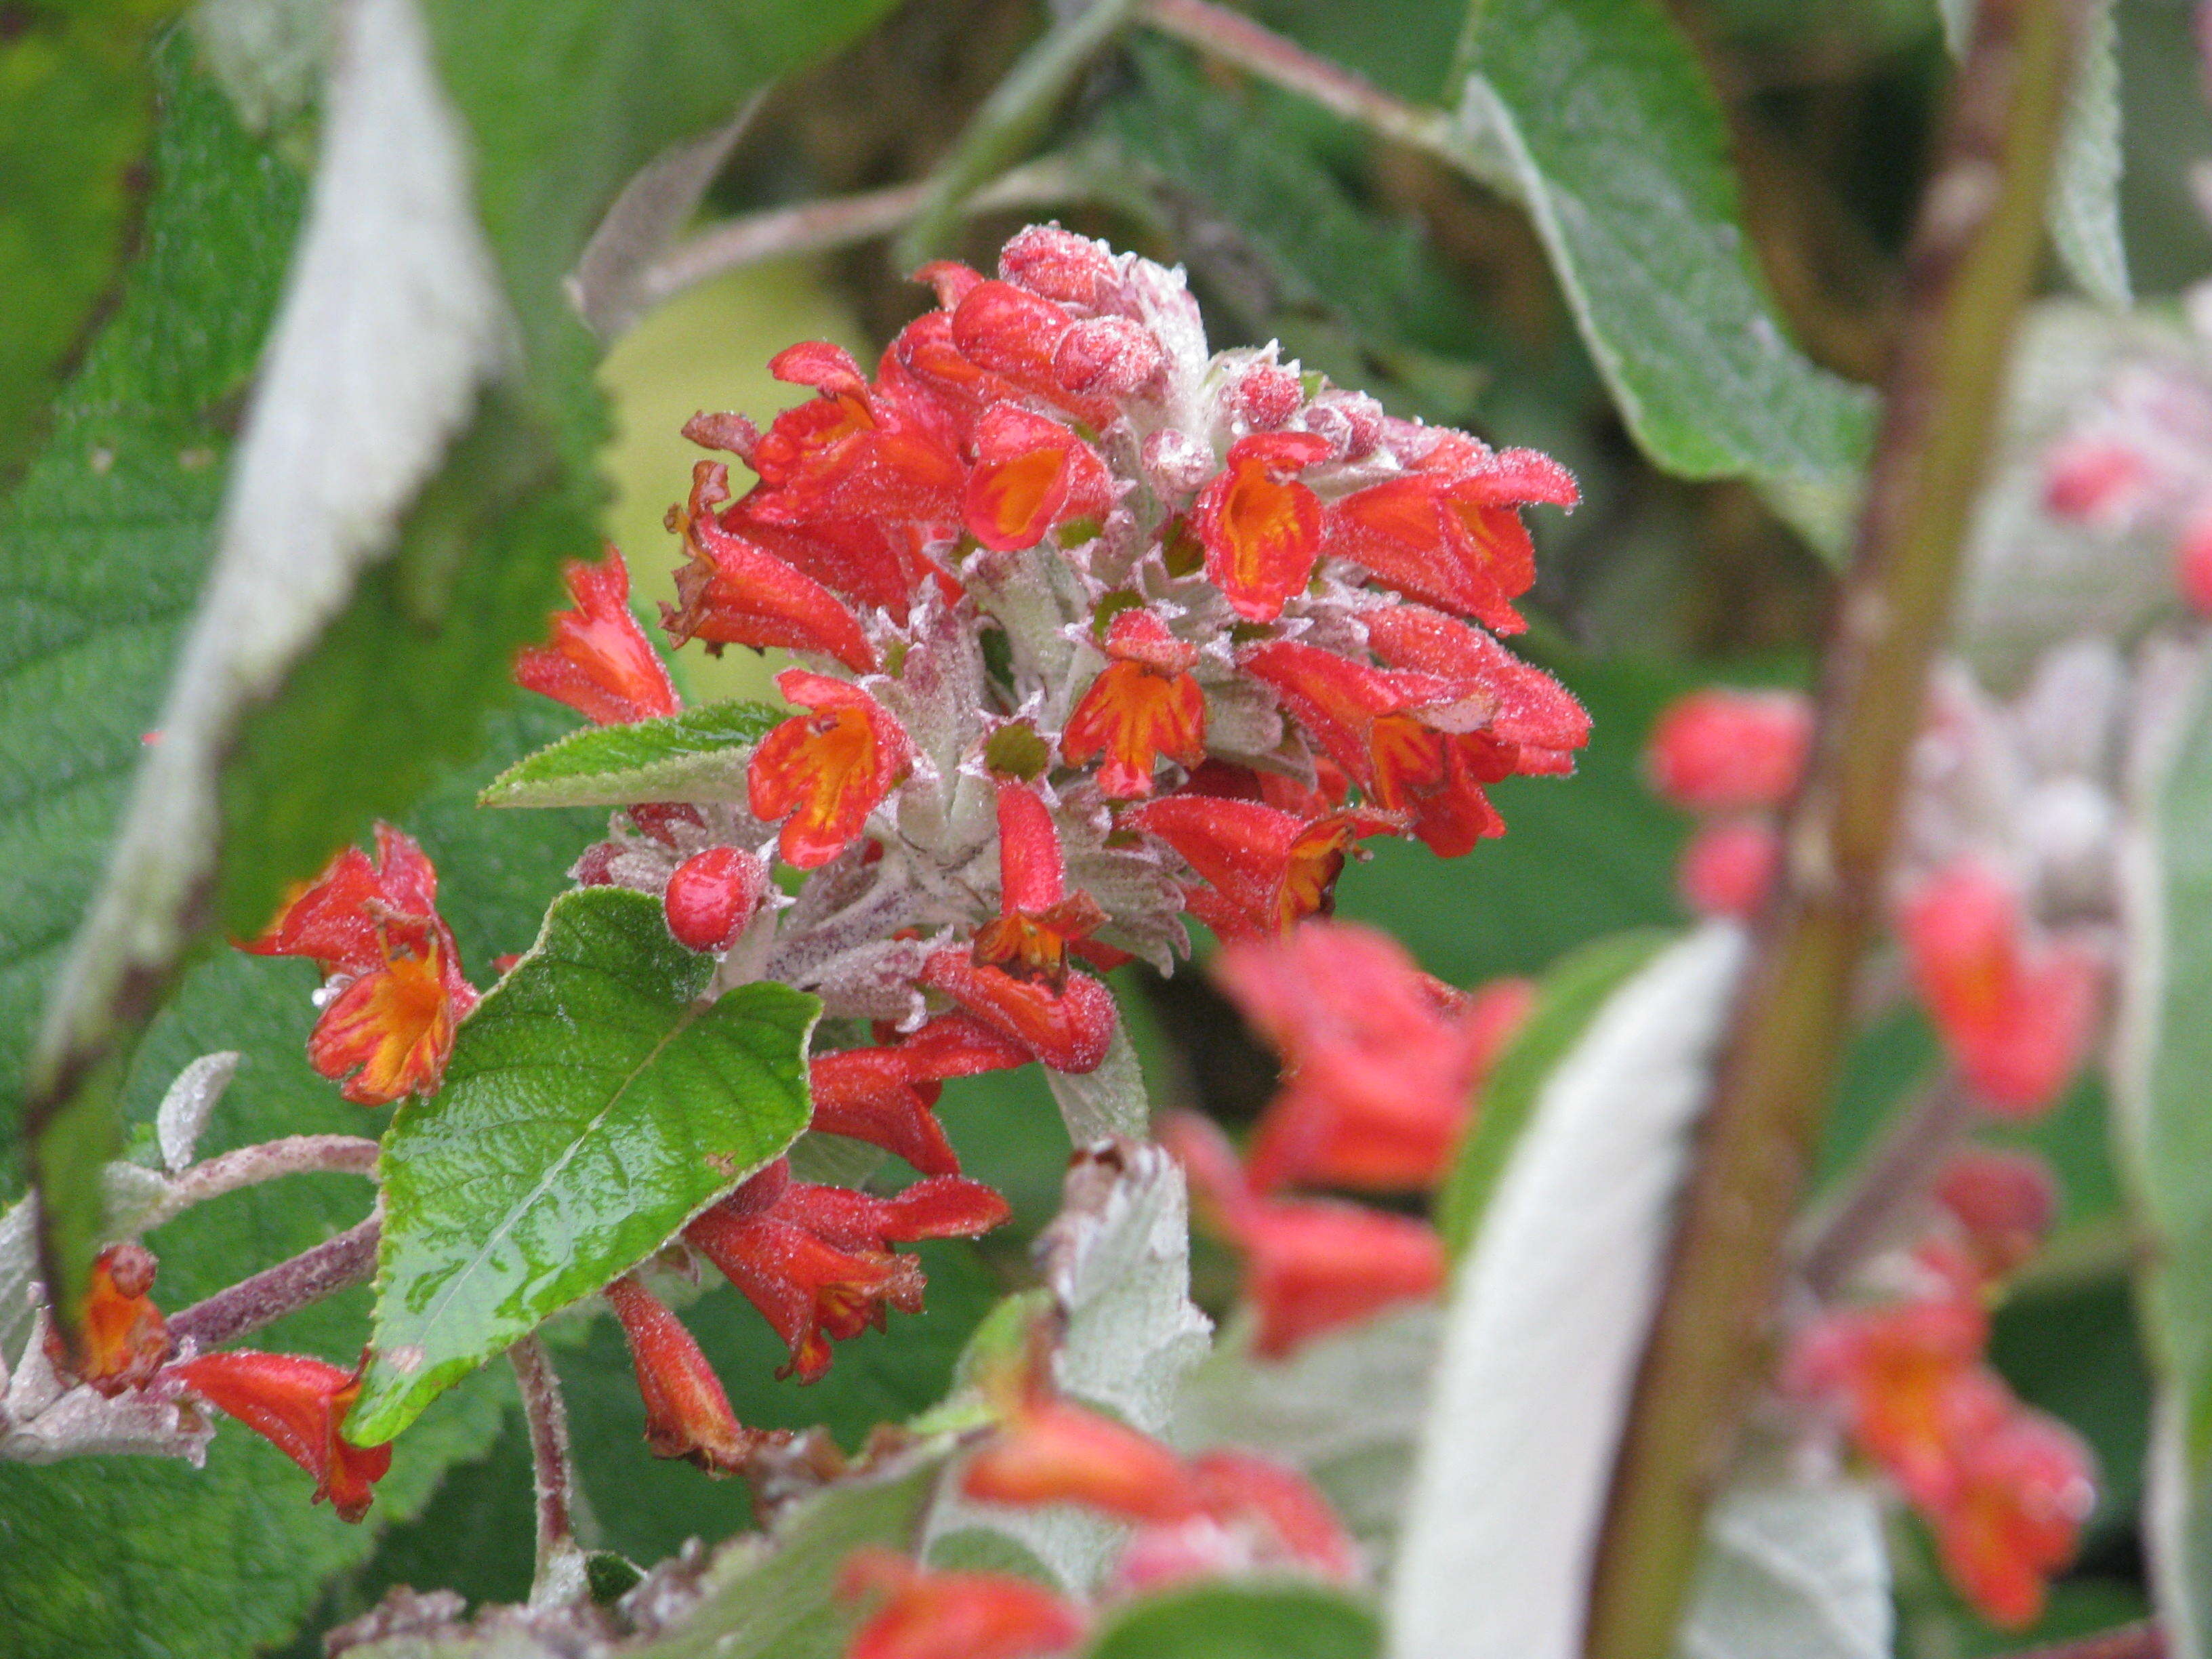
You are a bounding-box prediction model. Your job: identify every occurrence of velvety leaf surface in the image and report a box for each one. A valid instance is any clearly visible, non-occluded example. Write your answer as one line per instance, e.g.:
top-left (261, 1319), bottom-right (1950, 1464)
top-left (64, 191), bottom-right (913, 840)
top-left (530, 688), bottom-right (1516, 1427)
top-left (1085, 1580), bottom-right (1382, 1659)
top-left (2114, 642), bottom-right (2212, 1644)
top-left (480, 700), bottom-right (785, 810)
top-left (1675, 1473), bottom-right (1891, 1659)
top-left (1452, 0), bottom-right (1876, 494)
top-left (352, 886), bottom-right (818, 1443)
top-left (1436, 928), bottom-right (1671, 1258)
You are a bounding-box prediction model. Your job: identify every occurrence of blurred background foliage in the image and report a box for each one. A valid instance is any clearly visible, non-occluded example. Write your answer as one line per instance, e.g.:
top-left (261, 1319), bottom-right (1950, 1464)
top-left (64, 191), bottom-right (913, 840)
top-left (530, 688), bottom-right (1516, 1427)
top-left (1, 0), bottom-right (2194, 1650)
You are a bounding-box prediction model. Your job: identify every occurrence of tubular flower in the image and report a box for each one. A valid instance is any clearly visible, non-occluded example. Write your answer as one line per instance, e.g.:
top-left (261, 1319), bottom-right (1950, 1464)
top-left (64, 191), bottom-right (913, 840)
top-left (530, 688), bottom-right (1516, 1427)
top-left (242, 823), bottom-right (477, 1105)
top-left (961, 1389), bottom-right (1204, 1523)
top-left (839, 1549), bottom-right (1088, 1659)
top-left (43, 1242), bottom-right (171, 1396)
top-left (971, 781), bottom-right (1108, 991)
top-left (1194, 432), bottom-right (1332, 620)
top-left (749, 670), bottom-right (914, 869)
top-left (1218, 920), bottom-right (1531, 1193)
top-left (1643, 688), bottom-right (1814, 813)
top-left (1164, 1113), bottom-right (1446, 1357)
top-left (962, 405), bottom-right (1113, 552)
top-left (1899, 857), bottom-right (2103, 1115)
top-left (1784, 1290), bottom-right (2001, 1511)
top-left (684, 1160), bottom-right (1010, 1382)
top-left (602, 1273), bottom-right (768, 1475)
top-left (168, 1351), bottom-right (392, 1521)
top-left (920, 946), bottom-right (1119, 1073)
top-left (1933, 1149), bottom-right (2059, 1282)
top-left (1125, 796), bottom-right (1392, 940)
top-left (512, 547), bottom-right (681, 726)
top-left (808, 1014), bottom-right (1033, 1176)
top-left (661, 461), bottom-right (879, 672)
top-left (1060, 610), bottom-right (1207, 800)
top-left (1929, 1410), bottom-right (2096, 1631)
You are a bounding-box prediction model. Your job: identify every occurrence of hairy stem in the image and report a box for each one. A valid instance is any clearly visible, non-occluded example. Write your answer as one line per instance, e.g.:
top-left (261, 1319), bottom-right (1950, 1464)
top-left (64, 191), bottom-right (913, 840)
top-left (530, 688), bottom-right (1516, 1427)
top-left (1580, 5), bottom-right (2087, 1658)
top-left (510, 1333), bottom-right (587, 1607)
top-left (1139, 0), bottom-right (1519, 196)
top-left (893, 0), bottom-right (1148, 268)
top-left (167, 1215), bottom-right (381, 1351)
top-left (1794, 1072), bottom-right (1977, 1300)
top-left (144, 1134), bottom-right (380, 1231)
top-left (636, 156), bottom-right (1101, 315)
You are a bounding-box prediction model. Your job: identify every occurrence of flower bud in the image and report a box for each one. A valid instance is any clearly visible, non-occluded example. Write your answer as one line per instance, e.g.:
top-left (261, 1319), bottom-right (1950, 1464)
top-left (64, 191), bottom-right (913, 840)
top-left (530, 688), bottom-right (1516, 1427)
top-left (664, 846), bottom-right (769, 953)
top-left (1052, 316), bottom-right (1165, 397)
top-left (1677, 818), bottom-right (1781, 919)
top-left (1644, 689), bottom-right (1814, 813)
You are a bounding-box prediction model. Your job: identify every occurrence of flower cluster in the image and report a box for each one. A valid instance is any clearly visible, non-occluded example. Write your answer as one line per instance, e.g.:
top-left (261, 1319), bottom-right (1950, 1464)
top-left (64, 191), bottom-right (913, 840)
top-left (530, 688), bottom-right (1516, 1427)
top-left (1162, 918), bottom-right (1526, 1357)
top-left (194, 226), bottom-right (1587, 1515)
top-left (837, 1343), bottom-right (1360, 1659)
top-left (1786, 1147), bottom-right (2093, 1629)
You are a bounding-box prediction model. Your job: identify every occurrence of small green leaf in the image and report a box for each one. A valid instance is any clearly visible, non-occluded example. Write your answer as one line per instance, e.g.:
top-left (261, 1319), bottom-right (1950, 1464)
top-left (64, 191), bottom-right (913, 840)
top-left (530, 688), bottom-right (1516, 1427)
top-left (1084, 1580), bottom-right (1382, 1659)
top-left (1436, 927), bottom-right (1673, 1258)
top-left (1451, 0), bottom-right (1876, 501)
top-left (479, 699), bottom-right (785, 809)
top-left (350, 886), bottom-right (818, 1443)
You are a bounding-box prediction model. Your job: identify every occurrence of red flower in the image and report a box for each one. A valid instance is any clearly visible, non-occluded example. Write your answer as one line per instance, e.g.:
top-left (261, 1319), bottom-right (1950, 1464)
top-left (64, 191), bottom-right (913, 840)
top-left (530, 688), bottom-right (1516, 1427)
top-left (962, 405), bottom-right (1113, 552)
top-left (961, 1389), bottom-right (1204, 1523)
top-left (1784, 1290), bottom-right (2001, 1511)
top-left (242, 824), bottom-right (478, 1105)
top-left (1322, 434), bottom-right (1574, 633)
top-left (1359, 604), bottom-right (1590, 773)
top-left (169, 1351), bottom-right (393, 1521)
top-left (661, 460), bottom-right (879, 673)
top-left (512, 547), bottom-right (681, 727)
top-left (43, 1242), bottom-right (171, 1396)
top-left (749, 669), bottom-right (914, 869)
top-left (1929, 1410), bottom-right (2095, 1631)
top-left (808, 1014), bottom-right (1033, 1176)
top-left (970, 781), bottom-right (1108, 991)
top-left (1164, 1113), bottom-right (1446, 1357)
top-left (1899, 857), bottom-right (2103, 1115)
top-left (602, 1273), bottom-right (767, 1475)
top-left (1676, 819), bottom-right (1782, 920)
top-left (1933, 1148), bottom-right (2058, 1282)
top-left (1061, 611), bottom-right (1208, 800)
top-left (1193, 432), bottom-right (1332, 621)
top-left (1126, 795), bottom-right (1392, 939)
top-left (1644, 688), bottom-right (1814, 814)
top-left (685, 1160), bottom-right (1009, 1382)
top-left (1239, 639), bottom-right (1512, 856)
top-left (919, 945), bottom-right (1118, 1073)
top-left (1219, 921), bottom-right (1531, 1193)
top-left (746, 342), bottom-right (966, 531)
top-left (663, 846), bottom-right (771, 953)
top-left (838, 1549), bottom-right (1087, 1659)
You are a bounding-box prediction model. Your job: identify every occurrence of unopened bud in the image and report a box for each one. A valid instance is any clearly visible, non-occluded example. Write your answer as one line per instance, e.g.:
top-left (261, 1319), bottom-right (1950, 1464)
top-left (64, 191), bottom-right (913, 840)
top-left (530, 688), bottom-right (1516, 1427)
top-left (663, 846), bottom-right (769, 952)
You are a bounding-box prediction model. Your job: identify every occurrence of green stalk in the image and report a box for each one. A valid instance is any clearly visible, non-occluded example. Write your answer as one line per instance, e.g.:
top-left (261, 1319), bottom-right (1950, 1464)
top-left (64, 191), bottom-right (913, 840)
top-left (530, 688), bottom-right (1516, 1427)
top-left (1580, 4), bottom-right (2088, 1657)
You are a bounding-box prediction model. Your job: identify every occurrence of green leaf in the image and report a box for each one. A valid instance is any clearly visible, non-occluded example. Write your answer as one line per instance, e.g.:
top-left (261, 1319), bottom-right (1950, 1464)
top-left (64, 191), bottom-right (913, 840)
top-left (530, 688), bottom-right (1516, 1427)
top-left (1437, 927), bottom-right (1672, 1258)
top-left (0, 704), bottom-right (593, 1659)
top-left (1450, 0), bottom-right (1876, 499)
top-left (351, 886), bottom-right (818, 1443)
top-left (1, 28), bottom-right (303, 1223)
top-left (1675, 1470), bottom-right (1891, 1659)
top-left (2112, 644), bottom-right (2212, 1645)
top-left (480, 699), bottom-right (785, 809)
top-left (1084, 1580), bottom-right (1382, 1659)
top-left (0, 3), bottom-right (170, 483)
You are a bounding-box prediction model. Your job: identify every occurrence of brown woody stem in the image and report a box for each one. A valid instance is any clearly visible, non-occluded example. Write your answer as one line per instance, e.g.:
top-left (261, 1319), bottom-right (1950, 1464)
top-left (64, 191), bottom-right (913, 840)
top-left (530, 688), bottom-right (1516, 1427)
top-left (167, 1215), bottom-right (381, 1351)
top-left (1580, 5), bottom-right (2087, 1658)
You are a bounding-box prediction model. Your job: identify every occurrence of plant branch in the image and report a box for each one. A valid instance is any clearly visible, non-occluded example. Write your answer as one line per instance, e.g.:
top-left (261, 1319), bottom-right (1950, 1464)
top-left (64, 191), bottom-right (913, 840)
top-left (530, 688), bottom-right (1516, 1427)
top-left (635, 156), bottom-right (1103, 315)
top-left (1793, 1071), bottom-right (1978, 1300)
top-left (1580, 5), bottom-right (2089, 1658)
top-left (166, 1215), bottom-right (381, 1351)
top-left (1139, 0), bottom-right (1520, 197)
top-left (510, 1333), bottom-right (587, 1608)
top-left (893, 0), bottom-right (1149, 269)
top-left (143, 1134), bottom-right (380, 1231)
